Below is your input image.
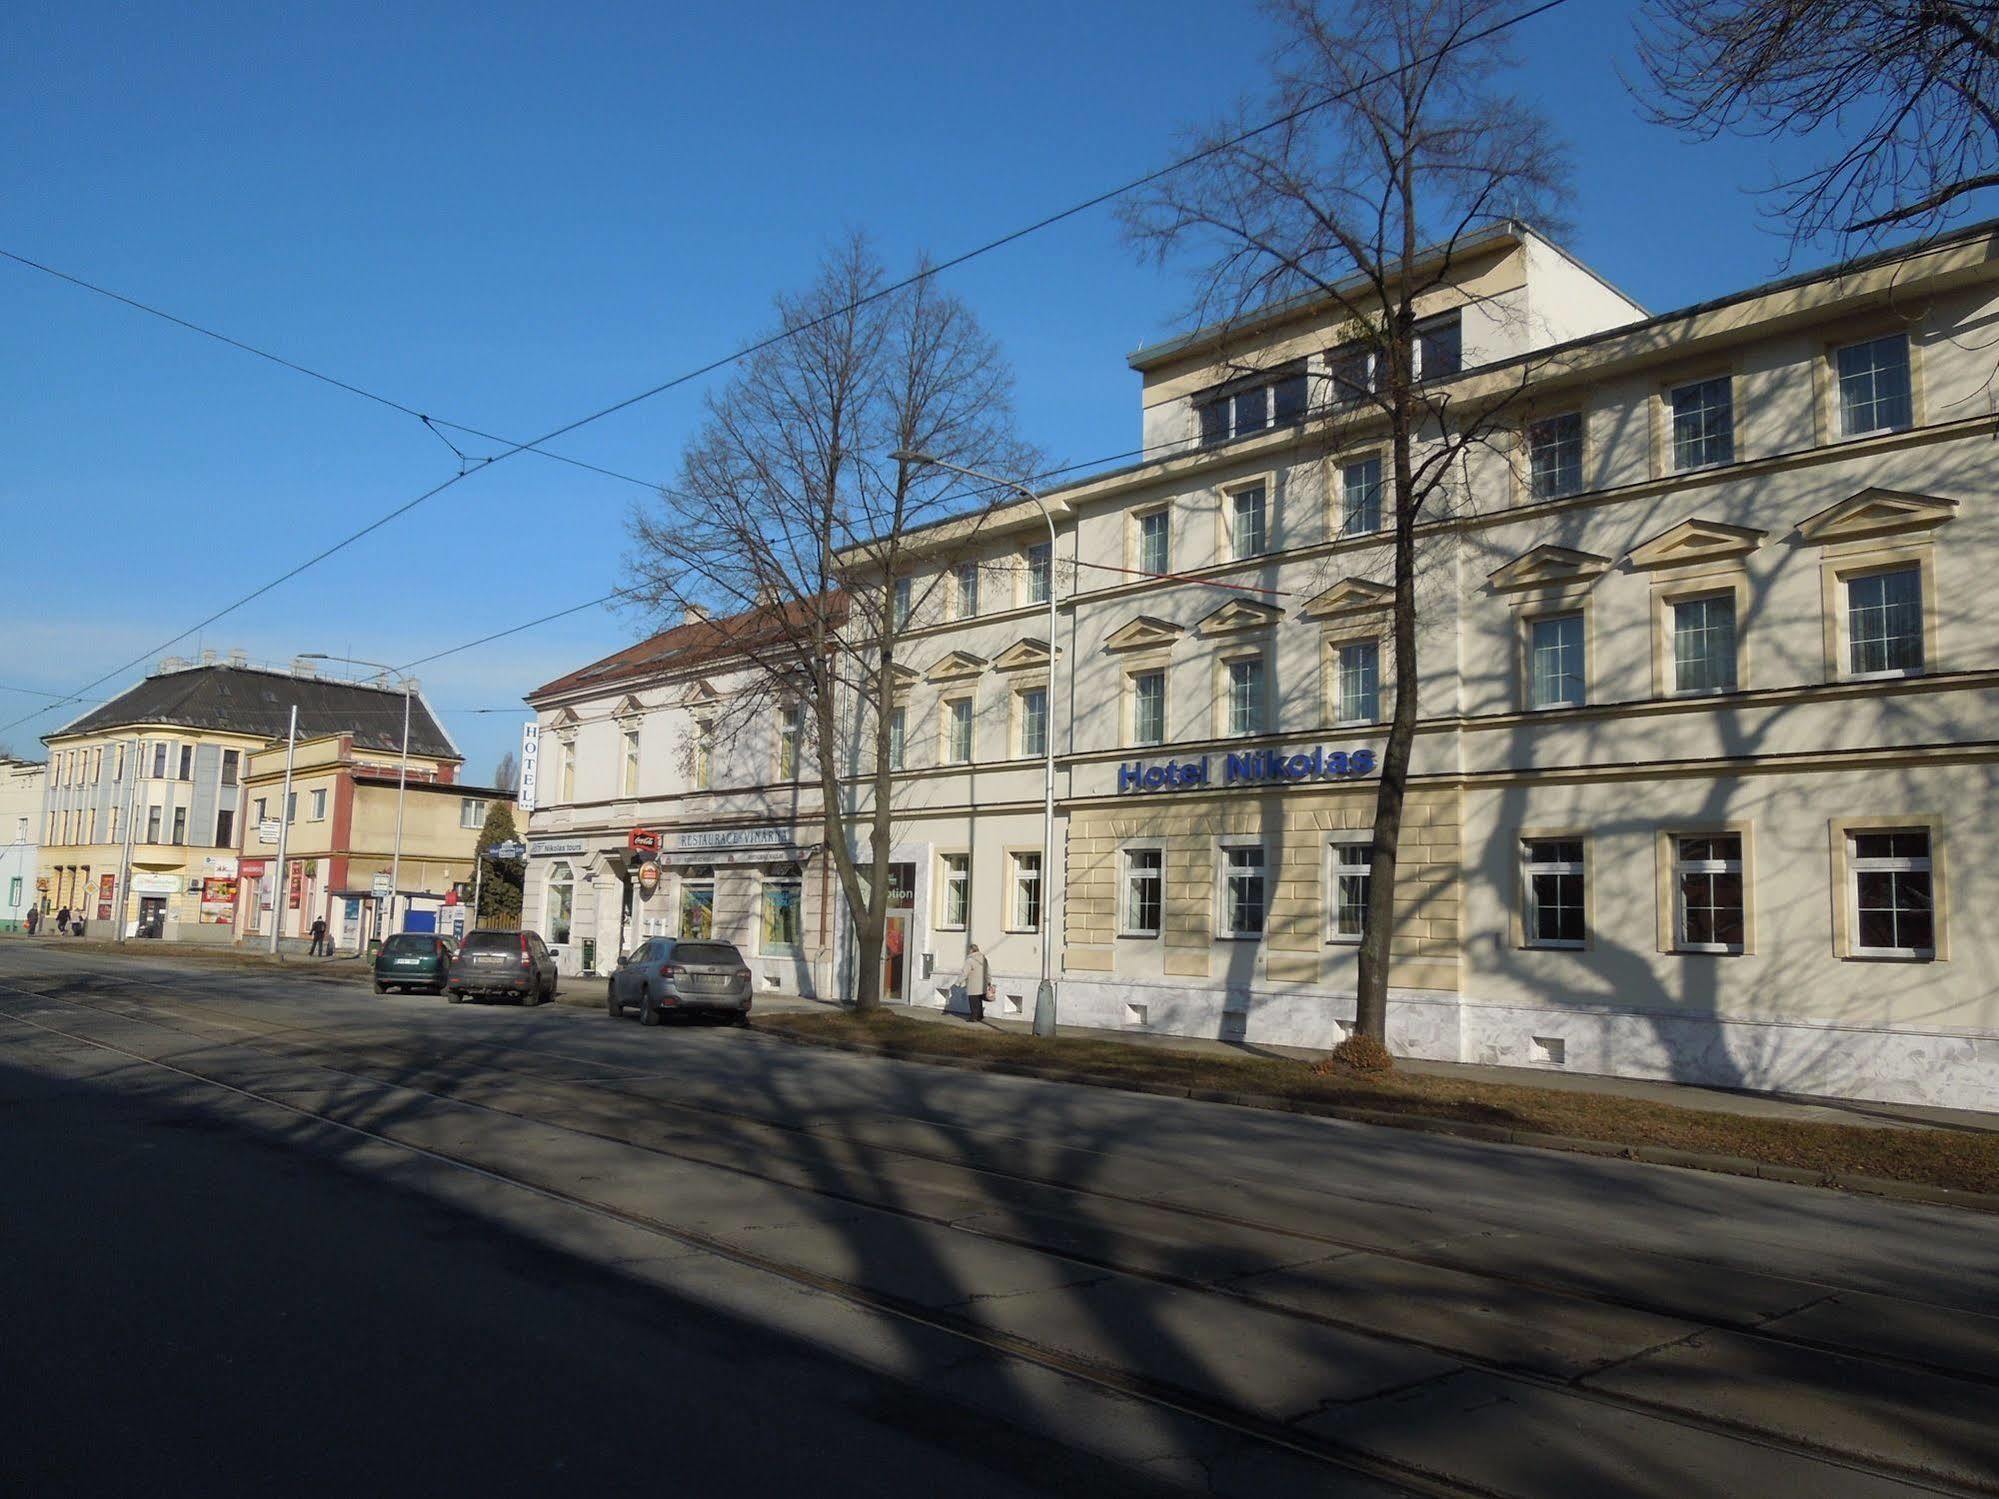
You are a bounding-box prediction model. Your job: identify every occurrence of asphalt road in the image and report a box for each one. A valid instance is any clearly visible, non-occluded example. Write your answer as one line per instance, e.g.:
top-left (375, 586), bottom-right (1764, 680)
top-left (2, 942), bottom-right (1996, 1498)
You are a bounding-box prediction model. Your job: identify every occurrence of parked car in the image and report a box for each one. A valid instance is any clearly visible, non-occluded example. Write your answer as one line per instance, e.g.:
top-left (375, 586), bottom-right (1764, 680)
top-left (373, 932), bottom-right (456, 994)
top-left (607, 937), bottom-right (753, 1026)
top-left (448, 928), bottom-right (559, 1006)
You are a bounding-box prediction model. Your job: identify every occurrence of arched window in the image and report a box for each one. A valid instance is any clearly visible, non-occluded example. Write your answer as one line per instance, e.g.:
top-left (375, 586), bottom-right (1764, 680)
top-left (545, 861), bottom-right (574, 945)
top-left (761, 861), bottom-right (804, 957)
top-left (679, 865), bottom-right (715, 939)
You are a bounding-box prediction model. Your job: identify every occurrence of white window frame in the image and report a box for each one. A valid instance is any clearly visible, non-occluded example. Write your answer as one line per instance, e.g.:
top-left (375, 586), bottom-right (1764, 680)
top-left (459, 797), bottom-right (486, 830)
top-left (1136, 506), bottom-right (1171, 576)
top-left (1526, 410), bottom-right (1584, 500)
top-left (1670, 592), bottom-right (1739, 695)
top-left (776, 703), bottom-right (803, 780)
top-left (1338, 455), bottom-right (1382, 537)
top-left (1120, 845), bottom-right (1163, 938)
top-left (1008, 850), bottom-right (1043, 933)
top-left (892, 576), bottom-right (913, 630)
top-left (886, 705), bottom-right (906, 770)
top-left (1024, 542), bottom-right (1051, 605)
top-left (1673, 834), bottom-right (1744, 954)
top-left (1326, 837), bottom-right (1371, 944)
top-left (1842, 563), bottom-right (1925, 680)
top-left (1015, 684), bottom-right (1048, 759)
top-left (545, 860), bottom-right (575, 946)
top-left (759, 862), bottom-right (806, 958)
top-left (1227, 483), bottom-right (1269, 560)
top-left (938, 852), bottom-right (970, 931)
top-left (943, 696), bottom-right (974, 765)
top-left (1669, 375), bottom-right (1735, 472)
top-left (1332, 638), bottom-right (1381, 725)
top-left (1521, 837), bottom-right (1587, 950)
top-left (309, 788), bottom-right (328, 821)
top-left (621, 725), bottom-right (641, 796)
top-left (692, 720), bottom-right (714, 790)
top-left (1835, 333), bottom-right (1913, 438)
top-left (1215, 841), bottom-right (1268, 941)
top-left (1223, 653), bottom-right (1266, 736)
top-left (954, 560), bottom-right (980, 619)
top-left (1525, 610), bottom-right (1587, 710)
top-left (1128, 667), bottom-right (1167, 747)
top-left (1847, 829), bottom-right (1935, 960)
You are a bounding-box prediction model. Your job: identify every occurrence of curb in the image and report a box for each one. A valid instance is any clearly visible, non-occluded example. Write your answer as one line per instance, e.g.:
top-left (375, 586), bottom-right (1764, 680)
top-left (750, 1024), bottom-right (1999, 1216)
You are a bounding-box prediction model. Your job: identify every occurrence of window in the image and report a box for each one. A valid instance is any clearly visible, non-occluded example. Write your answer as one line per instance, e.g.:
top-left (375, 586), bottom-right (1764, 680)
top-left (622, 726), bottom-right (641, 796)
top-left (253, 798), bottom-right (267, 825)
top-left (678, 865), bottom-right (715, 939)
top-left (85, 809), bottom-right (96, 843)
top-left (545, 860), bottom-right (574, 945)
top-left (940, 852), bottom-right (969, 930)
top-left (559, 739), bottom-right (576, 801)
top-left (1138, 508), bottom-right (1171, 575)
top-left (152, 743), bottom-right (168, 779)
top-left (107, 807), bottom-right (120, 845)
top-left (1849, 830), bottom-right (1934, 958)
top-left (1017, 686), bottom-right (1048, 758)
top-left (1672, 595), bottom-right (1738, 694)
top-left (1670, 377), bottom-right (1734, 470)
top-left (286, 791), bottom-right (298, 823)
top-left (171, 808), bottom-right (188, 845)
top-left (777, 705), bottom-right (802, 780)
top-left (1333, 640), bottom-right (1380, 724)
top-left (459, 798), bottom-right (486, 830)
top-left (1846, 566), bottom-right (1923, 675)
top-left (113, 743), bottom-right (126, 780)
top-left (1522, 838), bottom-right (1586, 948)
top-left (693, 721), bottom-right (713, 789)
top-left (90, 747), bottom-right (102, 783)
top-left (1339, 457), bottom-right (1382, 537)
top-left (1528, 613), bottom-right (1586, 709)
top-left (1230, 485), bottom-right (1268, 558)
top-left (892, 577), bottom-right (913, 630)
top-left (887, 705), bottom-right (906, 770)
top-left (945, 697), bottom-right (974, 765)
top-left (221, 749), bottom-right (238, 783)
top-left (761, 862), bottom-right (804, 956)
top-left (1837, 334), bottom-right (1912, 436)
top-left (1130, 669), bottom-right (1166, 746)
top-left (1528, 412), bottom-right (1583, 500)
top-left (1329, 342), bottom-right (1374, 406)
top-left (954, 561), bottom-right (980, 619)
top-left (1025, 542), bottom-right (1051, 605)
top-left (1329, 842), bottom-right (1370, 942)
top-left (1122, 847), bottom-right (1162, 937)
top-left (1218, 845), bottom-right (1266, 939)
top-left (1010, 851), bottom-right (1042, 931)
top-left (178, 745), bottom-right (193, 781)
top-left (1674, 834), bottom-right (1744, 953)
top-left (1197, 368), bottom-right (1307, 446)
top-left (309, 788), bottom-right (327, 821)
top-left (1226, 656), bottom-right (1265, 735)
top-left (7, 878), bottom-right (17, 908)
top-left (214, 809), bottom-right (233, 849)
top-left (1415, 313), bottom-right (1461, 380)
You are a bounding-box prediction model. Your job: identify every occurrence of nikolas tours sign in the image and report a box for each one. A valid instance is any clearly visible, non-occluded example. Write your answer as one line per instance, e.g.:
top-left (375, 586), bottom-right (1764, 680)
top-left (1116, 745), bottom-right (1378, 795)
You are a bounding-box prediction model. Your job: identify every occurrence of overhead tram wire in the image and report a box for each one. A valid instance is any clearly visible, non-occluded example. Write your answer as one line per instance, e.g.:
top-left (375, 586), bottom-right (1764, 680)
top-left (0, 0), bottom-right (1569, 740)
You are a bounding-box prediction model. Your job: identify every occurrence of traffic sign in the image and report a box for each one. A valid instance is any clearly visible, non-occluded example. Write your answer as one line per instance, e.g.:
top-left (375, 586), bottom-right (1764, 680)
top-left (486, 840), bottom-right (527, 861)
top-left (371, 872), bottom-right (393, 897)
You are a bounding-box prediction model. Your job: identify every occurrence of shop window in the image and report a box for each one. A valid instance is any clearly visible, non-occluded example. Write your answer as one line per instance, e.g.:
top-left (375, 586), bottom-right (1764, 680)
top-left (1849, 830), bottom-right (1934, 959)
top-left (1674, 834), bottom-right (1744, 953)
top-left (761, 862), bottom-right (804, 957)
top-left (1217, 844), bottom-right (1266, 939)
top-left (1329, 841), bottom-right (1370, 943)
top-left (545, 860), bottom-right (574, 945)
top-left (1009, 851), bottom-right (1042, 932)
top-left (939, 853), bottom-right (969, 930)
top-left (678, 865), bottom-right (715, 939)
top-left (1121, 847), bottom-right (1162, 937)
top-left (1522, 838), bottom-right (1586, 948)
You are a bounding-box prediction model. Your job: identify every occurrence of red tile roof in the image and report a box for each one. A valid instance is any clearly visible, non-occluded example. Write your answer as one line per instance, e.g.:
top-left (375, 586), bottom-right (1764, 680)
top-left (528, 594), bottom-right (848, 701)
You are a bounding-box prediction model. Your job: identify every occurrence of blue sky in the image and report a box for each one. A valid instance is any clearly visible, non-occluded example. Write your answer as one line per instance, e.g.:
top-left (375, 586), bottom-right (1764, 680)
top-left (1, 0), bottom-right (1881, 782)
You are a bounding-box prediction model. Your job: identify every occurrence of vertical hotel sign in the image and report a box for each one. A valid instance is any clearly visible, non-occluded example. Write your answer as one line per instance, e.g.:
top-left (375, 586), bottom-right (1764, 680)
top-left (518, 722), bottom-right (540, 812)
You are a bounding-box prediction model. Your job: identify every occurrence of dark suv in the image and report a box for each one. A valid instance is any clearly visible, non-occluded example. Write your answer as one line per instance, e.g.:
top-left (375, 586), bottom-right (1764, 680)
top-left (607, 937), bottom-right (752, 1025)
top-left (448, 929), bottom-right (559, 1006)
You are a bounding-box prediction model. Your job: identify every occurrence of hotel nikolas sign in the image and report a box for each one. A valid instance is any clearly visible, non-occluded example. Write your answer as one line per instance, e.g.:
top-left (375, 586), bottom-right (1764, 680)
top-left (1117, 745), bottom-right (1378, 795)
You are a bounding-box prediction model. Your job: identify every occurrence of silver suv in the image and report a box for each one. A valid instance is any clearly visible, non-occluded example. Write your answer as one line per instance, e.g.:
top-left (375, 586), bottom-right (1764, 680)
top-left (607, 938), bottom-right (753, 1026)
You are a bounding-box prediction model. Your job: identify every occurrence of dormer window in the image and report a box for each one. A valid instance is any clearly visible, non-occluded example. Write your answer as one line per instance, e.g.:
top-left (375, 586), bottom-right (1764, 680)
top-left (1195, 364), bottom-right (1308, 447)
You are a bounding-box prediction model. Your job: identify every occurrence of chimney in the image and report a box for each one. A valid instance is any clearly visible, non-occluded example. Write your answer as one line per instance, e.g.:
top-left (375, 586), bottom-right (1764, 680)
top-left (158, 656), bottom-right (187, 673)
top-left (227, 649), bottom-right (248, 668)
top-left (291, 656), bottom-right (317, 677)
top-left (199, 648), bottom-right (219, 666)
top-left (684, 603), bottom-right (711, 624)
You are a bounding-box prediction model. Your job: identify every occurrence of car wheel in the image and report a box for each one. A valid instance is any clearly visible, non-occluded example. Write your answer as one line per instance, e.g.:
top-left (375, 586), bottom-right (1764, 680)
top-left (639, 988), bottom-right (661, 1027)
top-left (373, 981), bottom-right (386, 994)
top-left (606, 983), bottom-right (622, 1018)
top-left (520, 986), bottom-right (539, 1007)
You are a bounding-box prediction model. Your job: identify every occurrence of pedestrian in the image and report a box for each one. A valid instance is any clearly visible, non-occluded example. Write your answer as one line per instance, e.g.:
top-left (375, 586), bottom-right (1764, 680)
top-left (309, 915), bottom-right (329, 957)
top-left (56, 904), bottom-right (70, 936)
top-left (24, 905), bottom-right (38, 936)
top-left (957, 943), bottom-right (991, 1024)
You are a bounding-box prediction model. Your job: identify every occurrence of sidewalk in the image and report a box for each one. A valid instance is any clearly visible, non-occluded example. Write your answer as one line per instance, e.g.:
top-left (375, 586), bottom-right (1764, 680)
top-left (764, 992), bottom-right (1999, 1136)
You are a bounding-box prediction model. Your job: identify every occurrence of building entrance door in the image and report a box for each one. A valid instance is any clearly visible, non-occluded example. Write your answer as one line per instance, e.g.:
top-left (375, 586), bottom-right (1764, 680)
top-left (137, 897), bottom-right (166, 939)
top-left (881, 861), bottom-right (915, 1004)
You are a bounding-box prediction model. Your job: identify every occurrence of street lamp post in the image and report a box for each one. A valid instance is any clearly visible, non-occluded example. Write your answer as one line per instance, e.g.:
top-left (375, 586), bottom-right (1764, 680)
top-left (891, 451), bottom-right (1061, 1038)
top-left (301, 654), bottom-right (412, 942)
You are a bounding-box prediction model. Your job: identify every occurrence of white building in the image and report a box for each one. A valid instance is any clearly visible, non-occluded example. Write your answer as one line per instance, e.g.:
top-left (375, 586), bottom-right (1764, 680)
top-left (1, 756), bottom-right (45, 930)
top-left (531, 219), bottom-right (1999, 1112)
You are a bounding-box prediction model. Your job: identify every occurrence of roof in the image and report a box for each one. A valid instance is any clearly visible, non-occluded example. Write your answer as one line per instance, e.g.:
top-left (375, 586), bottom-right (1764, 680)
top-left (46, 664), bottom-right (458, 759)
top-left (529, 593), bottom-right (849, 703)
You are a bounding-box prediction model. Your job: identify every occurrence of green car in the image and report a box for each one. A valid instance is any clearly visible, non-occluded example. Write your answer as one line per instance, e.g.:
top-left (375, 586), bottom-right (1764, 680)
top-left (373, 932), bottom-right (457, 994)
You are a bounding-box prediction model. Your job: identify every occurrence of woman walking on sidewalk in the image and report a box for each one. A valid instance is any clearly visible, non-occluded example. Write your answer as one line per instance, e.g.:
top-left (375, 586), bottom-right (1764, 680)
top-left (957, 944), bottom-right (991, 1024)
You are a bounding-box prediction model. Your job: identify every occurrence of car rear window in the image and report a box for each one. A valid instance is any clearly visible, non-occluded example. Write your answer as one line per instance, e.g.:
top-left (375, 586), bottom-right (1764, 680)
top-left (383, 934), bottom-right (432, 953)
top-left (461, 932), bottom-right (521, 953)
top-left (671, 942), bottom-right (742, 966)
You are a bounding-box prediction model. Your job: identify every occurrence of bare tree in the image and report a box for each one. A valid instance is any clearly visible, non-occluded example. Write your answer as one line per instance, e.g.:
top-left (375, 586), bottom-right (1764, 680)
top-left (1636, 1), bottom-right (1999, 246)
top-left (1123, 0), bottom-right (1568, 1058)
top-left (491, 750), bottom-right (518, 795)
top-left (625, 237), bottom-right (1033, 1012)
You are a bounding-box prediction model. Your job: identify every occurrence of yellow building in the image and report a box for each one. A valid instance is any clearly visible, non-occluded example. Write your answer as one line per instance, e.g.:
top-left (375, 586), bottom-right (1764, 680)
top-left (37, 655), bottom-right (471, 943)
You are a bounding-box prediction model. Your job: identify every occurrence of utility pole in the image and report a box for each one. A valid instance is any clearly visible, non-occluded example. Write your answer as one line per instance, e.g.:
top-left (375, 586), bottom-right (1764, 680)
top-left (114, 735), bottom-right (139, 943)
top-left (268, 706), bottom-right (297, 957)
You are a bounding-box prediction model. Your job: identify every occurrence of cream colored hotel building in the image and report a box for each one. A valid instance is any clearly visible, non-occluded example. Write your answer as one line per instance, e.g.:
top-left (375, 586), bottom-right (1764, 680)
top-left (527, 220), bottom-right (1999, 1112)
